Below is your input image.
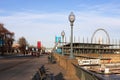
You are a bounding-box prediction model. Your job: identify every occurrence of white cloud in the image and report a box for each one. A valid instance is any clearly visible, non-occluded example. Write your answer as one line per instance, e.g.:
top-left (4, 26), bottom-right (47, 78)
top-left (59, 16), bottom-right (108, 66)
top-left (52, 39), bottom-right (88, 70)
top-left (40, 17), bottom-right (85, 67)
top-left (0, 10), bottom-right (120, 47)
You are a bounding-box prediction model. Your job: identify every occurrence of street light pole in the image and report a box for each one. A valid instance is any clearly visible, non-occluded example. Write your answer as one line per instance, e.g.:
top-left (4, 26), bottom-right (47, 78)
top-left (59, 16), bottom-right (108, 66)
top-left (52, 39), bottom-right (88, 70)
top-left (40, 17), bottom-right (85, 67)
top-left (69, 12), bottom-right (75, 59)
top-left (61, 31), bottom-right (65, 56)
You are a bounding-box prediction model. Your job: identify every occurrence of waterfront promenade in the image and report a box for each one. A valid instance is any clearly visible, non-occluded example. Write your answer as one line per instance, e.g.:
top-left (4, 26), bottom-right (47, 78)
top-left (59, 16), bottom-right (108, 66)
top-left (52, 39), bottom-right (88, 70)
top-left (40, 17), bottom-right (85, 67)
top-left (0, 54), bottom-right (70, 80)
top-left (1, 53), bottom-right (120, 80)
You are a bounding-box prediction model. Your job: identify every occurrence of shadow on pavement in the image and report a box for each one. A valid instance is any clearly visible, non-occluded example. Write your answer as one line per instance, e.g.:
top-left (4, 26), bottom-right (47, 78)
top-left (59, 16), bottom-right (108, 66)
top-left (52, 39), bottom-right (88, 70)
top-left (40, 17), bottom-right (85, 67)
top-left (54, 72), bottom-right (65, 80)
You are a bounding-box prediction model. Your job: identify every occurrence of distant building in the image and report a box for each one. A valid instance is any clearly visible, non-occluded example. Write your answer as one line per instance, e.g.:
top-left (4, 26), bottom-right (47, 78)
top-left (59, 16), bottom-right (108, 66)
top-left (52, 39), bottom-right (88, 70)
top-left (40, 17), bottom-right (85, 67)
top-left (57, 42), bottom-right (120, 55)
top-left (0, 23), bottom-right (14, 55)
top-left (56, 28), bottom-right (120, 55)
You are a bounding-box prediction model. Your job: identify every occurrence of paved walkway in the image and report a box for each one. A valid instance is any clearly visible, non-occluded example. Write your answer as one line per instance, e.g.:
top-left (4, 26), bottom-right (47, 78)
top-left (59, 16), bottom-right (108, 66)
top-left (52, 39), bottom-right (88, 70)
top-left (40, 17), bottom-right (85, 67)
top-left (0, 54), bottom-right (69, 80)
top-left (45, 62), bottom-right (66, 80)
top-left (39, 55), bottom-right (67, 80)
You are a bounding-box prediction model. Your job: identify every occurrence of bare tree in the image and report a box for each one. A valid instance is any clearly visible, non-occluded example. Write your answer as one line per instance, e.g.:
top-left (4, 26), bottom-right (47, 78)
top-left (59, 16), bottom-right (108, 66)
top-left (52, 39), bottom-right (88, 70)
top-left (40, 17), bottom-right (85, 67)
top-left (18, 37), bottom-right (28, 54)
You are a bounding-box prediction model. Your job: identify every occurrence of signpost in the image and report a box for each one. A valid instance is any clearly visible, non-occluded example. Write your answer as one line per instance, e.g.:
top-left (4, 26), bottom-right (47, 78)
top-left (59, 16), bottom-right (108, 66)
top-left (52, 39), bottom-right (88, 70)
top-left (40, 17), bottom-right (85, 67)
top-left (37, 41), bottom-right (41, 49)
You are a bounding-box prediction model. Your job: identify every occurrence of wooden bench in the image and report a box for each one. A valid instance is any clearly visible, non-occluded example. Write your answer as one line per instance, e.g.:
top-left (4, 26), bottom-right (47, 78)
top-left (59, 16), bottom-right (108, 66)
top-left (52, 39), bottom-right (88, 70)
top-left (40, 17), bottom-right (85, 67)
top-left (32, 72), bottom-right (40, 80)
top-left (38, 65), bottom-right (47, 80)
top-left (32, 65), bottom-right (55, 80)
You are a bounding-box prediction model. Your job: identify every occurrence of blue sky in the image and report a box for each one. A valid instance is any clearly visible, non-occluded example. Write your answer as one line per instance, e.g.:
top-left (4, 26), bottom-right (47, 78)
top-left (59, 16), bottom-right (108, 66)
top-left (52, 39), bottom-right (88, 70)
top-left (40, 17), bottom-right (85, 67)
top-left (0, 0), bottom-right (120, 48)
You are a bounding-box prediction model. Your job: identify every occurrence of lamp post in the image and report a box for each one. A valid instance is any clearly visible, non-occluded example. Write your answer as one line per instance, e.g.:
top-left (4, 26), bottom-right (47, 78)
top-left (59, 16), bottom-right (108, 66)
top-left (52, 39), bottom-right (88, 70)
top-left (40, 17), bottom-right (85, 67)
top-left (61, 30), bottom-right (65, 56)
top-left (69, 12), bottom-right (75, 59)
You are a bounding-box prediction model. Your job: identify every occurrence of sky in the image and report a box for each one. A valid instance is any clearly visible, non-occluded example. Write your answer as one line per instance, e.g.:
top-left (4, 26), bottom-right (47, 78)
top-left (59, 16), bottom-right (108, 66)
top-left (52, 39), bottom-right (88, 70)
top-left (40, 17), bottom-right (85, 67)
top-left (0, 0), bottom-right (120, 48)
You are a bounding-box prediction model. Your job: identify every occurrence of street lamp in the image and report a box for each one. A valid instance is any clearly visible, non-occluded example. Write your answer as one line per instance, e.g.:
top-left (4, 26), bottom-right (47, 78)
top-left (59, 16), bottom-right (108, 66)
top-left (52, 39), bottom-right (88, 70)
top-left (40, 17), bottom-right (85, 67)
top-left (69, 12), bottom-right (75, 59)
top-left (61, 30), bottom-right (65, 56)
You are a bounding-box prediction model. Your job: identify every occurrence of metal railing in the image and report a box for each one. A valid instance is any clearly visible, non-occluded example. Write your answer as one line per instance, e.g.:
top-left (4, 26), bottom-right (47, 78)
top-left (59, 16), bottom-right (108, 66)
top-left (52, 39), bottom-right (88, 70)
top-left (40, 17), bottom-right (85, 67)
top-left (73, 64), bottom-right (104, 80)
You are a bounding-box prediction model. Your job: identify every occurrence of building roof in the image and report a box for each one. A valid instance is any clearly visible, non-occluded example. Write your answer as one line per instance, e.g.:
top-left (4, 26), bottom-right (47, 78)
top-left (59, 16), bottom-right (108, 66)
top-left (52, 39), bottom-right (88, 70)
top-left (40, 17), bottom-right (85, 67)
top-left (64, 42), bottom-right (113, 47)
top-left (0, 23), bottom-right (14, 35)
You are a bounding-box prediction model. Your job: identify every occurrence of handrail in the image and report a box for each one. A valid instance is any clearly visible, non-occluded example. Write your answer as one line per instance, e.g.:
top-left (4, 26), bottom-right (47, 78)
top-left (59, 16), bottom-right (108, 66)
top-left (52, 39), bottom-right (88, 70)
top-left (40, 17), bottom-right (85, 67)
top-left (73, 63), bottom-right (104, 80)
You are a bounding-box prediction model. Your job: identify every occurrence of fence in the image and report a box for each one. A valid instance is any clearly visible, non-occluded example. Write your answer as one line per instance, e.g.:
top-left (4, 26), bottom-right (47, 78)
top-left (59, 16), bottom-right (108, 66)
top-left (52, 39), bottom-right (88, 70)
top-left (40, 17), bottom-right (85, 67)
top-left (73, 64), bottom-right (104, 80)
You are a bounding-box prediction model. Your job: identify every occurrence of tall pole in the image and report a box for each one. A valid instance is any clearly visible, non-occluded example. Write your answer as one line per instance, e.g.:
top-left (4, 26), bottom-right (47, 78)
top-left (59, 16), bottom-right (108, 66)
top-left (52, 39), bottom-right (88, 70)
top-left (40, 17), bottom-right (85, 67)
top-left (69, 12), bottom-right (75, 59)
top-left (62, 36), bottom-right (64, 56)
top-left (61, 31), bottom-right (65, 56)
top-left (70, 24), bottom-right (73, 58)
